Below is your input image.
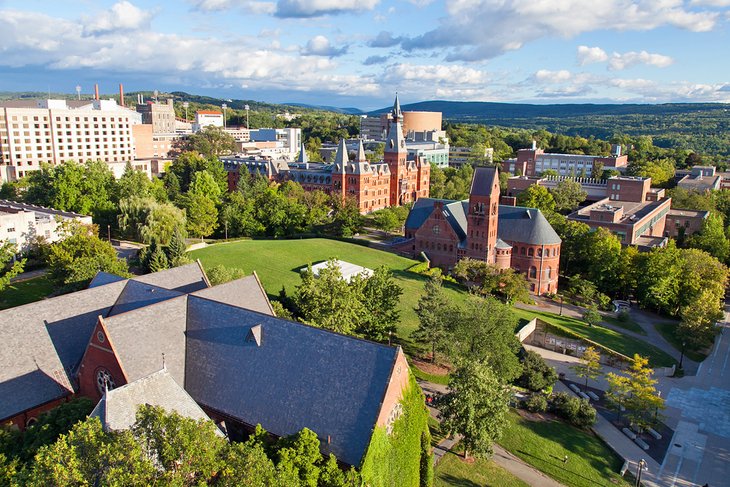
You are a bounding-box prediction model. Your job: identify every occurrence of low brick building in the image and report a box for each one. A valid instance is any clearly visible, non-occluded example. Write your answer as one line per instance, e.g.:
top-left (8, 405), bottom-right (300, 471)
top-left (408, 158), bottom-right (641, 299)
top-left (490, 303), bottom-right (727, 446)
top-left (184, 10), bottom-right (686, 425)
top-left (400, 166), bottom-right (561, 294)
top-left (664, 208), bottom-right (710, 239)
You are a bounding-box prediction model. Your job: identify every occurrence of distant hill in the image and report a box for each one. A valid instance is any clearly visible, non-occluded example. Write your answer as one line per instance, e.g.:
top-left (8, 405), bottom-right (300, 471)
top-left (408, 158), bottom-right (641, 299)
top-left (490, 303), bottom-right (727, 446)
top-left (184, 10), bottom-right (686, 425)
top-left (367, 100), bottom-right (730, 120)
top-left (285, 103), bottom-right (364, 115)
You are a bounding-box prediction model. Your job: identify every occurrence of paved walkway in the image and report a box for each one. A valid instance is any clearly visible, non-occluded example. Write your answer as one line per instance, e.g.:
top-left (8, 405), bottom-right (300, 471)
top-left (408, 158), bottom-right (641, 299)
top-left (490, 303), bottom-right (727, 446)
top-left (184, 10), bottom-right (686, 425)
top-left (516, 297), bottom-right (698, 375)
top-left (419, 378), bottom-right (567, 486)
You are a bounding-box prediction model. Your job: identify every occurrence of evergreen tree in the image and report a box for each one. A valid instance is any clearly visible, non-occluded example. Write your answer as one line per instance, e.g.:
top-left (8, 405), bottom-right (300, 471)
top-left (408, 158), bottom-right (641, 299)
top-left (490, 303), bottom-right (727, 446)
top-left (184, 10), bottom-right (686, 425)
top-left (412, 272), bottom-right (450, 363)
top-left (166, 226), bottom-right (189, 267)
top-left (148, 244), bottom-right (170, 273)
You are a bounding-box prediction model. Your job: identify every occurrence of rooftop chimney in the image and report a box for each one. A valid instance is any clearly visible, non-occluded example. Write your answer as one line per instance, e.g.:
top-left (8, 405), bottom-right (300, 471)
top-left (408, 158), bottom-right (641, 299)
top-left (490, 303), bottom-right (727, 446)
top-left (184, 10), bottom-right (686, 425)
top-left (94, 84), bottom-right (99, 101)
top-left (531, 140), bottom-right (537, 151)
top-left (119, 83), bottom-right (124, 107)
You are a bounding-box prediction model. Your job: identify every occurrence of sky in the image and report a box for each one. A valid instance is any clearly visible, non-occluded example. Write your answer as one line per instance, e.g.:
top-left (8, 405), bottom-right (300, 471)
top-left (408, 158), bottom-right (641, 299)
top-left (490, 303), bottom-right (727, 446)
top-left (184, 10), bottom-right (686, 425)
top-left (1, 0), bottom-right (729, 109)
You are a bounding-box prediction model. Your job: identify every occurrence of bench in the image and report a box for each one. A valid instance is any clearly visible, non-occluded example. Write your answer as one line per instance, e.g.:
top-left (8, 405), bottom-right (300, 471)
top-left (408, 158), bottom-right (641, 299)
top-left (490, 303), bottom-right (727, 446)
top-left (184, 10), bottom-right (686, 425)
top-left (622, 428), bottom-right (637, 440)
top-left (578, 391), bottom-right (590, 400)
top-left (647, 427), bottom-right (662, 440)
top-left (635, 438), bottom-right (650, 450)
top-left (569, 383), bottom-right (581, 393)
top-left (587, 391), bottom-right (599, 401)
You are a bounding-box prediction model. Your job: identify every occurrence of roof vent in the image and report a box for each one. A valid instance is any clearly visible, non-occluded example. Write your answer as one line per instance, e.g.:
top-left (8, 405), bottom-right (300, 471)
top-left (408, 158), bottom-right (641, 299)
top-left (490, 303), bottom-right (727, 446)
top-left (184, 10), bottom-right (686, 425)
top-left (246, 324), bottom-right (262, 347)
top-left (524, 210), bottom-right (532, 219)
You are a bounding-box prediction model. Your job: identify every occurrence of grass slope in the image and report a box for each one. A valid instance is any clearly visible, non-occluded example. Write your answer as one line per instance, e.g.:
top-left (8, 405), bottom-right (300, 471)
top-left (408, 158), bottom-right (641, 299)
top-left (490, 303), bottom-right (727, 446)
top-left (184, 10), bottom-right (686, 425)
top-left (499, 411), bottom-right (629, 487)
top-left (0, 276), bottom-right (54, 310)
top-left (654, 322), bottom-right (709, 362)
top-left (435, 452), bottom-right (529, 487)
top-left (513, 308), bottom-right (675, 367)
top-left (189, 238), bottom-right (468, 346)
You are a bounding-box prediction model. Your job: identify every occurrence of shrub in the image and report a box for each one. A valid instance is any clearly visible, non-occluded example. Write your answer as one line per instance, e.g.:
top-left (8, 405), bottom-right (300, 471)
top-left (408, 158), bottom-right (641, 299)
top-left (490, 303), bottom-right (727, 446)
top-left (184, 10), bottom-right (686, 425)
top-left (518, 351), bottom-right (558, 392)
top-left (550, 392), bottom-right (596, 428)
top-left (525, 394), bottom-right (548, 413)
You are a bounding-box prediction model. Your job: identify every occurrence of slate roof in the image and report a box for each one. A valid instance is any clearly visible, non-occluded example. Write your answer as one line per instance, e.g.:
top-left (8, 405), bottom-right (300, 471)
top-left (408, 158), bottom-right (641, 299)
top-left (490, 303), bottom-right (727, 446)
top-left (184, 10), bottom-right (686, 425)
top-left (405, 198), bottom-right (560, 247)
top-left (184, 295), bottom-right (398, 467)
top-left (102, 296), bottom-right (189, 385)
top-left (0, 263), bottom-right (211, 421)
top-left (190, 274), bottom-right (274, 316)
top-left (0, 281), bottom-right (126, 421)
top-left (90, 369), bottom-right (217, 433)
top-left (497, 205), bottom-right (562, 246)
top-left (470, 166), bottom-right (499, 197)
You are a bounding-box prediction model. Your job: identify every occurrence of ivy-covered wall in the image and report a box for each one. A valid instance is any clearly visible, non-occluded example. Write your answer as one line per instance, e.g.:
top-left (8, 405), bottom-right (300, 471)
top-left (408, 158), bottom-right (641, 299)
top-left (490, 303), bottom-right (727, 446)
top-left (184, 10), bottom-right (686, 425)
top-left (360, 374), bottom-right (433, 487)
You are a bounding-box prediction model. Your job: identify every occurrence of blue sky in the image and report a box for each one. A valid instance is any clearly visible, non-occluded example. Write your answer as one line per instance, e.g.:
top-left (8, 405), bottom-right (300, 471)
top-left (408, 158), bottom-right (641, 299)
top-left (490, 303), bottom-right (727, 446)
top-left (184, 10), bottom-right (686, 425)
top-left (1, 0), bottom-right (729, 109)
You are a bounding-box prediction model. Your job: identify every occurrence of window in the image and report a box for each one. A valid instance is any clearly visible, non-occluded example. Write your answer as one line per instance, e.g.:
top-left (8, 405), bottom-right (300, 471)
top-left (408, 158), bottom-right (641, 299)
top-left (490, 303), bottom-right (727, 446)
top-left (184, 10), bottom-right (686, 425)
top-left (95, 368), bottom-right (116, 394)
top-left (432, 225), bottom-right (440, 235)
top-left (529, 266), bottom-right (537, 278)
top-left (528, 248), bottom-right (534, 256)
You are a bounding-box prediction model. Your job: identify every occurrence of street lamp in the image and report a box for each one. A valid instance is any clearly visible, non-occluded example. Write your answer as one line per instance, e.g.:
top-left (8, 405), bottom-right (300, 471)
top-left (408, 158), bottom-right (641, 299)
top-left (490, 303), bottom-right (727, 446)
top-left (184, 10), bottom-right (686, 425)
top-left (559, 294), bottom-right (564, 316)
top-left (183, 101), bottom-right (189, 122)
top-left (244, 104), bottom-right (250, 129)
top-left (222, 103), bottom-right (227, 128)
top-left (679, 341), bottom-right (686, 370)
top-left (655, 391), bottom-right (661, 423)
top-left (635, 459), bottom-right (647, 487)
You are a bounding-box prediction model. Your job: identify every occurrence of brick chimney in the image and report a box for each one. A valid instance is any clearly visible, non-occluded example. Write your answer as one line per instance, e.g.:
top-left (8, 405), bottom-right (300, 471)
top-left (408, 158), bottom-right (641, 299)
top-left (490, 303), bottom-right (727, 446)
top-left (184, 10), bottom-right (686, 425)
top-left (94, 84), bottom-right (99, 100)
top-left (119, 83), bottom-right (124, 107)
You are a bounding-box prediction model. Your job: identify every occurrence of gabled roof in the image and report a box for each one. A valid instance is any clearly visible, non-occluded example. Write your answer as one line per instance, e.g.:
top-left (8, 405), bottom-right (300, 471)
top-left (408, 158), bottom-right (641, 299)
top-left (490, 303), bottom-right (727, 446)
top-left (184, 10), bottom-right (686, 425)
top-left (404, 198), bottom-right (467, 242)
top-left (108, 280), bottom-right (184, 317)
top-left (297, 142), bottom-right (308, 163)
top-left (184, 295), bottom-right (399, 467)
top-left (470, 166), bottom-right (499, 197)
top-left (191, 274), bottom-right (274, 316)
top-left (88, 272), bottom-right (126, 288)
top-left (101, 296), bottom-right (189, 385)
top-left (0, 280), bottom-right (127, 421)
top-left (90, 369), bottom-right (217, 433)
top-left (497, 205), bottom-right (562, 246)
top-left (133, 262), bottom-right (209, 294)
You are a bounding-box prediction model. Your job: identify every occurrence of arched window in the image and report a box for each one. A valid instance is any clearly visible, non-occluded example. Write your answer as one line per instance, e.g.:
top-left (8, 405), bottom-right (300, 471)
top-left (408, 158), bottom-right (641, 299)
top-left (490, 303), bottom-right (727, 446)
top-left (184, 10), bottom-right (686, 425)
top-left (520, 247), bottom-right (526, 255)
top-left (528, 248), bottom-right (534, 257)
top-left (537, 248), bottom-right (542, 257)
top-left (529, 266), bottom-right (537, 278)
top-left (547, 267), bottom-right (552, 278)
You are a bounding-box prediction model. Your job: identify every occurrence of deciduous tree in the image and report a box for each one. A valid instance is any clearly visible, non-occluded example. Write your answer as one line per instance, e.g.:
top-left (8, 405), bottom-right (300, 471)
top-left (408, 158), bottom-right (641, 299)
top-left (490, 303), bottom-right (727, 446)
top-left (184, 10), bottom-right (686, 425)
top-left (550, 179), bottom-right (587, 212)
top-left (571, 346), bottom-right (602, 392)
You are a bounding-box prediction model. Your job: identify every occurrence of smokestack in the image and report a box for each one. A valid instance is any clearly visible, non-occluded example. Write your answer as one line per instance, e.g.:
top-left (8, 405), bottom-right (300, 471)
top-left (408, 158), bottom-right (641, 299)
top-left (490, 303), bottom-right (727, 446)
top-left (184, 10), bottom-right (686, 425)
top-left (119, 83), bottom-right (124, 107)
top-left (94, 84), bottom-right (99, 100)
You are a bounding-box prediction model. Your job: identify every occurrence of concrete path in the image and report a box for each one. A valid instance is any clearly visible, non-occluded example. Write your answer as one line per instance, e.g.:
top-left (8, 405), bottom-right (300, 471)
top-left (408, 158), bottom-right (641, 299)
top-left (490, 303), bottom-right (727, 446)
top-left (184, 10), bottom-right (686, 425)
top-left (419, 378), bottom-right (567, 486)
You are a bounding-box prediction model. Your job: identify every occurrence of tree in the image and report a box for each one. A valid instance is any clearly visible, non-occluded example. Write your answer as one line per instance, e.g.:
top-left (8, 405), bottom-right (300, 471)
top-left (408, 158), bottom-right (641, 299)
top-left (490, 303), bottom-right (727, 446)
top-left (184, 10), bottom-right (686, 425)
top-left (0, 242), bottom-right (25, 293)
top-left (46, 221), bottom-right (129, 290)
top-left (571, 346), bottom-right (602, 392)
top-left (516, 185), bottom-right (555, 213)
top-left (373, 208), bottom-right (400, 235)
top-left (147, 243), bottom-right (170, 272)
top-left (118, 197), bottom-right (186, 245)
top-left (550, 179), bottom-right (587, 212)
top-left (621, 355), bottom-right (665, 429)
top-left (591, 161), bottom-right (604, 179)
top-left (295, 260), bottom-right (365, 335)
top-left (438, 360), bottom-right (510, 459)
top-left (635, 240), bottom-right (683, 315)
top-left (167, 151), bottom-right (227, 194)
top-left (678, 288), bottom-right (724, 351)
top-left (218, 442), bottom-right (277, 487)
top-left (686, 213), bottom-right (729, 263)
top-left (358, 266), bottom-right (403, 342)
top-left (412, 272), bottom-right (451, 363)
top-left (274, 428), bottom-right (322, 487)
top-left (166, 226), bottom-right (190, 267)
top-left (183, 193), bottom-right (219, 241)
top-left (187, 125), bottom-right (236, 159)
top-left (206, 265), bottom-right (246, 285)
top-left (582, 305), bottom-right (601, 327)
top-left (518, 350), bottom-right (558, 392)
top-left (330, 196), bottom-right (362, 237)
top-left (189, 170), bottom-right (223, 204)
top-left (448, 297), bottom-right (522, 383)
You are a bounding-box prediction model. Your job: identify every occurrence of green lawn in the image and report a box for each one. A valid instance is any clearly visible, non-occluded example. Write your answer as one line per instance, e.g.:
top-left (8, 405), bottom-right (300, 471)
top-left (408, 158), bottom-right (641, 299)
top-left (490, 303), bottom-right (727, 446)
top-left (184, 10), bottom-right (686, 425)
top-left (499, 411), bottom-right (629, 487)
top-left (412, 366), bottom-right (450, 386)
top-left (654, 322), bottom-right (709, 362)
top-left (435, 451), bottom-right (529, 487)
top-left (600, 314), bottom-right (646, 335)
top-left (190, 238), bottom-right (469, 347)
top-left (513, 308), bottom-right (676, 367)
top-left (0, 275), bottom-right (55, 310)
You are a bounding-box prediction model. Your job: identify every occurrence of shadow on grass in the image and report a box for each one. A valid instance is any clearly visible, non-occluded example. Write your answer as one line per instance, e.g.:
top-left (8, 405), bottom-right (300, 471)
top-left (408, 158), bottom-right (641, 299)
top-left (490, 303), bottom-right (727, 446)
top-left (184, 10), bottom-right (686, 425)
top-left (515, 449), bottom-right (597, 484)
top-left (436, 474), bottom-right (480, 487)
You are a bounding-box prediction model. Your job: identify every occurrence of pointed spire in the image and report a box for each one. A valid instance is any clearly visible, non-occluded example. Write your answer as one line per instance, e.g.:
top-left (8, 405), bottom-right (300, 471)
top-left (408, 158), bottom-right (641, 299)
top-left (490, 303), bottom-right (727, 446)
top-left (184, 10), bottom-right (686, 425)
top-left (356, 139), bottom-right (367, 162)
top-left (334, 138), bottom-right (349, 169)
top-left (392, 92), bottom-right (402, 121)
top-left (297, 141), bottom-right (308, 163)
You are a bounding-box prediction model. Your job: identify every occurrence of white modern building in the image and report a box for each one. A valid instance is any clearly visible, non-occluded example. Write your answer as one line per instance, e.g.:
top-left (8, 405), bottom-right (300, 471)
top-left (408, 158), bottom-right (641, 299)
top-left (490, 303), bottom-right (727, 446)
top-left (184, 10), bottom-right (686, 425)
top-left (192, 111), bottom-right (224, 132)
top-left (0, 99), bottom-right (141, 181)
top-left (0, 199), bottom-right (93, 253)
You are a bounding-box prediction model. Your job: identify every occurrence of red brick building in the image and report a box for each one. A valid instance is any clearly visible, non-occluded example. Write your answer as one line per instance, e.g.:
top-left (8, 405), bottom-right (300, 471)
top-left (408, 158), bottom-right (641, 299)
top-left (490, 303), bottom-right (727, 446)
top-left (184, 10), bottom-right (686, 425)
top-left (401, 166), bottom-right (561, 294)
top-left (223, 95), bottom-right (430, 214)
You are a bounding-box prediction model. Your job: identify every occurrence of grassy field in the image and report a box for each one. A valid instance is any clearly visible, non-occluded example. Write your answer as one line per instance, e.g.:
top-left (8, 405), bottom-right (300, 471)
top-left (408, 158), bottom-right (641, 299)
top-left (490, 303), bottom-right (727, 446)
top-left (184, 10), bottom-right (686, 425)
top-left (499, 411), bottom-right (629, 487)
top-left (601, 314), bottom-right (645, 335)
top-left (190, 238), bottom-right (469, 347)
top-left (654, 321), bottom-right (709, 362)
top-left (0, 275), bottom-right (54, 310)
top-left (435, 451), bottom-right (529, 487)
top-left (513, 308), bottom-right (676, 367)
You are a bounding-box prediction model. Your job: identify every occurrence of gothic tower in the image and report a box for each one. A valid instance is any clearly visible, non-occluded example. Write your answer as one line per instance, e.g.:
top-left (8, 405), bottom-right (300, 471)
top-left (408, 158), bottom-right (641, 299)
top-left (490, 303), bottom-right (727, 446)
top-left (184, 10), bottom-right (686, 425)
top-left (465, 166), bottom-right (500, 263)
top-left (384, 94), bottom-right (408, 206)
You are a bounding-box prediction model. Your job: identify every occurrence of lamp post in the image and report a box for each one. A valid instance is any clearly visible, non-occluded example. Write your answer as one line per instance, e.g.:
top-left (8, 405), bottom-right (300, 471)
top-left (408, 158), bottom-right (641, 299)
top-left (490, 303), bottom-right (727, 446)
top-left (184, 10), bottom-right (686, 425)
top-left (559, 295), bottom-right (564, 316)
top-left (679, 341), bottom-right (686, 370)
top-left (183, 101), bottom-right (189, 122)
top-left (635, 459), bottom-right (647, 487)
top-left (655, 391), bottom-right (661, 423)
top-left (244, 104), bottom-right (250, 129)
top-left (221, 103), bottom-right (227, 128)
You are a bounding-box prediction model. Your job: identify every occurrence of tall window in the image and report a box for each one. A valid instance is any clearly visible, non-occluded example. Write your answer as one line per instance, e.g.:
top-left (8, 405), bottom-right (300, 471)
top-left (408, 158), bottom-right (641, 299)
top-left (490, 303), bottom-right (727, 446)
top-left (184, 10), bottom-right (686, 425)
top-left (529, 266), bottom-right (537, 278)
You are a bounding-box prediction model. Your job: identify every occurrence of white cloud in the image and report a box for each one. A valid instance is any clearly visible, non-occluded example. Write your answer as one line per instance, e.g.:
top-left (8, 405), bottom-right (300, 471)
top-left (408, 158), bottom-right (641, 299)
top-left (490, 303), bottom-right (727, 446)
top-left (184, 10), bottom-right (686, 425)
top-left (691, 0), bottom-right (730, 6)
top-left (83, 1), bottom-right (152, 35)
top-left (577, 45), bottom-right (608, 65)
top-left (274, 0), bottom-right (379, 17)
top-left (534, 69), bottom-right (572, 83)
top-left (400, 0), bottom-right (718, 61)
top-left (190, 0), bottom-right (276, 13)
top-left (383, 63), bottom-right (489, 85)
top-left (301, 35), bottom-right (348, 57)
top-left (608, 50), bottom-right (674, 70)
